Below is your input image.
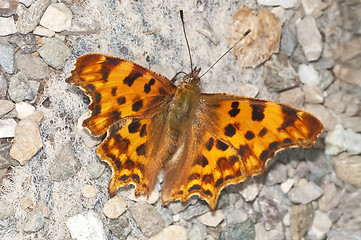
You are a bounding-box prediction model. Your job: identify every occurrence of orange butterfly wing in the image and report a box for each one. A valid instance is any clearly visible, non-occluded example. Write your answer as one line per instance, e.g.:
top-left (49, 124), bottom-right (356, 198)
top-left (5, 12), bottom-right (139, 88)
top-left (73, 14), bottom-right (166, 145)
top-left (162, 94), bottom-right (324, 210)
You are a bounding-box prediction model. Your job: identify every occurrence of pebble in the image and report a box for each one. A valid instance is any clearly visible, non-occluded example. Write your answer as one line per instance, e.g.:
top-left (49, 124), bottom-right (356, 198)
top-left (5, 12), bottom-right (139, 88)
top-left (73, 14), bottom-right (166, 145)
top-left (311, 58), bottom-right (335, 70)
top-left (238, 83), bottom-right (259, 98)
top-left (189, 221), bottom-right (207, 240)
top-left (255, 222), bottom-right (284, 240)
top-left (15, 102), bottom-right (35, 120)
top-left (295, 161), bottom-right (310, 178)
top-left (239, 178), bottom-right (263, 202)
top-left (318, 69), bottom-right (334, 90)
top-left (149, 225), bottom-right (188, 240)
top-left (0, 43), bottom-right (15, 74)
top-left (325, 124), bottom-right (361, 155)
top-left (15, 54), bottom-right (50, 79)
top-left (225, 208), bottom-right (248, 227)
top-left (23, 208), bottom-right (46, 232)
top-left (305, 104), bottom-right (336, 131)
top-left (102, 195), bottom-right (127, 219)
top-left (280, 179), bottom-right (295, 193)
top-left (342, 116), bottom-right (361, 133)
top-left (33, 25), bottom-right (55, 37)
top-left (290, 203), bottom-right (314, 240)
top-left (0, 0), bottom-right (18, 17)
top-left (288, 181), bottom-right (323, 204)
top-left (296, 16), bottom-right (322, 61)
top-left (40, 3), bottom-right (72, 32)
top-left (16, 0), bottom-right (51, 34)
top-left (126, 184), bottom-right (160, 204)
top-left (0, 199), bottom-right (15, 220)
top-left (179, 204), bottom-right (210, 220)
top-left (107, 214), bottom-right (131, 239)
top-left (308, 210), bottom-right (332, 239)
top-left (87, 160), bottom-right (105, 179)
top-left (220, 219), bottom-right (255, 240)
top-left (77, 112), bottom-right (102, 148)
top-left (39, 200), bottom-right (50, 218)
top-left (20, 196), bottom-right (35, 210)
top-left (197, 210), bottom-right (225, 227)
top-left (318, 183), bottom-right (341, 212)
top-left (298, 64), bottom-right (320, 86)
top-left (10, 119), bottom-right (42, 165)
top-left (49, 144), bottom-right (81, 181)
top-left (265, 163), bottom-right (288, 185)
top-left (8, 72), bottom-right (36, 102)
top-left (0, 99), bottom-right (15, 117)
top-left (27, 110), bottom-right (44, 124)
top-left (333, 63), bottom-right (361, 86)
top-left (167, 201), bottom-right (191, 215)
top-left (324, 91), bottom-right (345, 114)
top-left (263, 53), bottom-right (300, 92)
top-left (8, 32), bottom-right (38, 54)
top-left (0, 17), bottom-right (17, 36)
top-left (0, 72), bottom-right (7, 98)
top-left (18, 0), bottom-right (34, 7)
top-left (334, 154), bottom-right (361, 187)
top-left (129, 201), bottom-right (165, 237)
top-left (305, 150), bottom-right (333, 181)
top-left (38, 37), bottom-right (71, 69)
top-left (82, 184), bottom-right (97, 198)
top-left (280, 24), bottom-right (298, 56)
top-left (303, 84), bottom-right (324, 104)
top-left (301, 0), bottom-right (327, 18)
top-left (257, 0), bottom-right (300, 8)
top-left (66, 211), bottom-right (106, 240)
top-left (279, 87), bottom-right (304, 108)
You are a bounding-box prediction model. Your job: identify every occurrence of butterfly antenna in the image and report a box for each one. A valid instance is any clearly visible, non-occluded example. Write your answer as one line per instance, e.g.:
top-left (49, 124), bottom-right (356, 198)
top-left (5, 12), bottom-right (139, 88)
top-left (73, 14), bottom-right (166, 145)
top-left (200, 29), bottom-right (251, 78)
top-left (180, 9), bottom-right (194, 75)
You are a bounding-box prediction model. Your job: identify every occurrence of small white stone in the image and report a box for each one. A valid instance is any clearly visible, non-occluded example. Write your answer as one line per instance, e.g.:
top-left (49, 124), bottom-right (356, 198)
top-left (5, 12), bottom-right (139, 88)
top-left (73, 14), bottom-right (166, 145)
top-left (102, 195), bottom-right (127, 219)
top-left (77, 112), bottom-right (102, 148)
top-left (27, 110), bottom-right (44, 124)
top-left (0, 118), bottom-right (17, 138)
top-left (298, 64), bottom-right (320, 86)
top-left (15, 102), bottom-right (35, 120)
top-left (33, 26), bottom-right (55, 37)
top-left (239, 179), bottom-right (263, 202)
top-left (20, 196), bottom-right (35, 210)
top-left (172, 214), bottom-right (180, 222)
top-left (82, 184), bottom-right (97, 198)
top-left (325, 124), bottom-right (361, 155)
top-left (66, 211), bottom-right (106, 240)
top-left (279, 87), bottom-right (305, 108)
top-left (0, 100), bottom-right (15, 117)
top-left (283, 212), bottom-right (290, 226)
top-left (303, 84), bottom-right (324, 104)
top-left (40, 3), bottom-right (72, 32)
top-left (0, 17), bottom-right (17, 36)
top-left (127, 184), bottom-right (160, 204)
top-left (308, 210), bottom-right (332, 239)
top-left (197, 210), bottom-right (224, 227)
top-left (257, 0), bottom-right (301, 9)
top-left (281, 179), bottom-right (295, 194)
top-left (149, 225), bottom-right (188, 240)
top-left (296, 16), bottom-right (322, 61)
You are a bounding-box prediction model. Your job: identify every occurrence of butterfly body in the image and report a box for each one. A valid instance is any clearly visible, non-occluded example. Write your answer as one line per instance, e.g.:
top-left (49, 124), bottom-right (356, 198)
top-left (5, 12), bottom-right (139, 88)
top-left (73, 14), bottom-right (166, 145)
top-left (67, 53), bottom-right (323, 210)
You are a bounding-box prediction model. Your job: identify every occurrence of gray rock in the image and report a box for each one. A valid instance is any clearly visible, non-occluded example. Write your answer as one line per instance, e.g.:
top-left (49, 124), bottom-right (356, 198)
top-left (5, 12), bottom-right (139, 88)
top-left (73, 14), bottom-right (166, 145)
top-left (318, 183), bottom-right (341, 212)
top-left (265, 163), bottom-right (288, 186)
top-left (49, 144), bottom-right (81, 181)
top-left (0, 198), bottom-right (15, 220)
top-left (179, 204), bottom-right (210, 220)
top-left (311, 58), bottom-right (335, 70)
top-left (0, 0), bottom-right (18, 17)
top-left (23, 208), bottom-right (46, 232)
top-left (280, 24), bottom-right (298, 56)
top-left (16, 0), bottom-right (51, 34)
top-left (334, 154), bottom-right (361, 188)
top-left (290, 203), bottom-right (314, 240)
top-left (325, 124), bottom-right (361, 155)
top-left (129, 201), bottom-right (165, 237)
top-left (305, 150), bottom-right (333, 183)
top-left (0, 72), bottom-right (7, 98)
top-left (0, 99), bottom-right (15, 118)
top-left (296, 16), bottom-right (322, 61)
top-left (279, 87), bottom-right (305, 109)
top-left (327, 229), bottom-right (361, 240)
top-left (8, 33), bottom-right (38, 54)
top-left (189, 221), bottom-right (207, 240)
top-left (107, 214), bottom-right (132, 239)
top-left (220, 219), bottom-right (255, 240)
top-left (303, 85), bottom-right (324, 104)
top-left (38, 37), bottom-right (71, 69)
top-left (295, 161), bottom-right (309, 178)
top-left (0, 43), bottom-right (15, 74)
top-left (0, 118), bottom-right (17, 138)
top-left (225, 208), bottom-right (248, 227)
top-left (0, 142), bottom-right (18, 169)
top-left (15, 54), bottom-right (50, 79)
top-left (324, 91), bottom-right (345, 114)
top-left (87, 160), bottom-right (105, 179)
top-left (308, 210), bottom-right (332, 239)
top-left (288, 182), bottom-right (323, 204)
top-left (263, 53), bottom-right (300, 92)
top-left (239, 178), bottom-right (263, 202)
top-left (0, 16), bottom-right (17, 35)
top-left (66, 211), bottom-right (106, 240)
top-left (318, 70), bottom-right (334, 90)
top-left (8, 72), bottom-right (36, 102)
top-left (342, 116), bottom-right (361, 133)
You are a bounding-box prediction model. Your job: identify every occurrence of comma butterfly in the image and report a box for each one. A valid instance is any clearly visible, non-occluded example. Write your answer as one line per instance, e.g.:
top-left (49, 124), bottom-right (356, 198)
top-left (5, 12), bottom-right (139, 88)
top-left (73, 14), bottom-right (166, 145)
top-left (66, 15), bottom-right (323, 210)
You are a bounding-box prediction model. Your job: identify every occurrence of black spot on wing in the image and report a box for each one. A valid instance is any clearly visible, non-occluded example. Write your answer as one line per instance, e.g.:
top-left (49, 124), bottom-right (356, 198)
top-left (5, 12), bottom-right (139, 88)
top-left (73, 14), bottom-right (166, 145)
top-left (123, 70), bottom-right (143, 87)
top-left (215, 178), bottom-right (223, 188)
top-left (188, 184), bottom-right (201, 193)
top-left (258, 127), bottom-right (267, 137)
top-left (216, 140), bottom-right (229, 151)
top-left (117, 97), bottom-right (126, 105)
top-left (260, 150), bottom-right (270, 162)
top-left (245, 131), bottom-right (255, 140)
top-left (92, 104), bottom-right (101, 116)
top-left (205, 137), bottom-right (214, 151)
top-left (225, 124), bottom-right (236, 137)
top-left (128, 121), bottom-right (141, 133)
top-left (251, 102), bottom-right (266, 121)
top-left (94, 92), bottom-right (101, 103)
top-left (132, 99), bottom-right (143, 112)
top-left (136, 143), bottom-right (146, 156)
top-left (111, 87), bottom-right (117, 96)
top-left (139, 124), bottom-right (147, 137)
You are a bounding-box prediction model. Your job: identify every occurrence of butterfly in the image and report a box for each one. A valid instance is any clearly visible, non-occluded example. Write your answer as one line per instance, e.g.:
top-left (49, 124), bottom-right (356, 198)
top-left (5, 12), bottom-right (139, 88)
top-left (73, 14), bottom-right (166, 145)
top-left (66, 52), bottom-right (323, 210)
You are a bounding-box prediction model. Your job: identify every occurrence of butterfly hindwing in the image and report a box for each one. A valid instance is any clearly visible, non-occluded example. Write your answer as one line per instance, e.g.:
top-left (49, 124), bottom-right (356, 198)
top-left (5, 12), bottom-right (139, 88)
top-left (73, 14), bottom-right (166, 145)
top-left (66, 53), bottom-right (176, 136)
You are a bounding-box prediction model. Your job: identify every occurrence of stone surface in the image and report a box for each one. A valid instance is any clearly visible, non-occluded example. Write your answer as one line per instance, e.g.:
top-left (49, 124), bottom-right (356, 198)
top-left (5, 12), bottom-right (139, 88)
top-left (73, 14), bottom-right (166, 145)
top-left (334, 154), bottom-right (361, 187)
top-left (23, 208), bottom-right (46, 232)
top-left (27, 110), bottom-right (44, 124)
top-left (257, 0), bottom-right (300, 8)
top-left (0, 0), bottom-right (18, 17)
top-left (325, 124), bottom-right (361, 155)
top-left (290, 203), bottom-right (314, 240)
top-left (0, 72), bottom-right (7, 98)
top-left (16, 0), bottom-right (51, 34)
top-left (38, 37), bottom-right (71, 69)
top-left (239, 178), bottom-right (263, 202)
top-left (298, 64), bottom-right (320, 86)
top-left (179, 204), bottom-right (210, 220)
top-left (8, 72), bottom-right (36, 102)
top-left (288, 181), bottom-right (323, 204)
top-left (49, 144), bottom-right (81, 181)
top-left (33, 25), bottom-right (55, 37)
top-left (279, 87), bottom-right (304, 108)
top-left (15, 54), bottom-right (50, 79)
top-left (239, 83), bottom-right (259, 98)
top-left (263, 53), bottom-right (300, 92)
top-left (126, 184), bottom-right (160, 205)
top-left (303, 84), bottom-right (324, 104)
top-left (149, 225), bottom-right (188, 240)
top-left (280, 24), bottom-right (298, 56)
top-left (265, 163), bottom-right (288, 186)
top-left (305, 150), bottom-right (333, 182)
top-left (87, 160), bottom-right (105, 179)
top-left (318, 183), bottom-right (341, 212)
top-left (220, 219), bottom-right (255, 240)
top-left (189, 221), bottom-right (207, 240)
top-left (40, 3), bottom-right (72, 32)
top-left (8, 32), bottom-right (38, 54)
top-left (324, 92), bottom-right (345, 114)
top-left (305, 104), bottom-right (336, 131)
top-left (308, 210), bottom-right (332, 239)
top-left (0, 199), bottom-right (15, 220)
top-left (82, 184), bottom-right (97, 198)
top-left (225, 208), bottom-right (248, 227)
top-left (0, 100), bottom-right (15, 118)
top-left (15, 102), bottom-right (36, 120)
top-left (296, 16), bottom-right (322, 61)
top-left (333, 63), bottom-right (361, 86)
top-left (0, 43), bottom-right (15, 74)
top-left (280, 179), bottom-right (295, 194)
top-left (107, 214), bottom-right (131, 239)
top-left (301, 0), bottom-right (327, 18)
top-left (129, 201), bottom-right (165, 237)
top-left (0, 16), bottom-right (17, 36)
top-left (18, 0), bottom-right (34, 7)
top-left (197, 210), bottom-right (225, 227)
top-left (228, 7), bottom-right (281, 68)
top-left (66, 211), bottom-right (106, 240)
top-left (102, 195), bottom-right (127, 219)
top-left (10, 119), bottom-right (42, 164)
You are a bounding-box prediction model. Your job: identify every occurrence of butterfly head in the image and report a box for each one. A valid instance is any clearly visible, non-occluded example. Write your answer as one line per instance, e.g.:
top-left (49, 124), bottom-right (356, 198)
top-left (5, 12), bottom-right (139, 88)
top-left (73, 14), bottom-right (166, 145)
top-left (183, 67), bottom-right (201, 86)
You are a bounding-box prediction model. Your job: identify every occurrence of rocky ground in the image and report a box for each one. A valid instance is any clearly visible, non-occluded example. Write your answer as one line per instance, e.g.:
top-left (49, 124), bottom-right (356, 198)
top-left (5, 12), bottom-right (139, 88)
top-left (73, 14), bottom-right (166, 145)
top-left (0, 0), bottom-right (361, 239)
